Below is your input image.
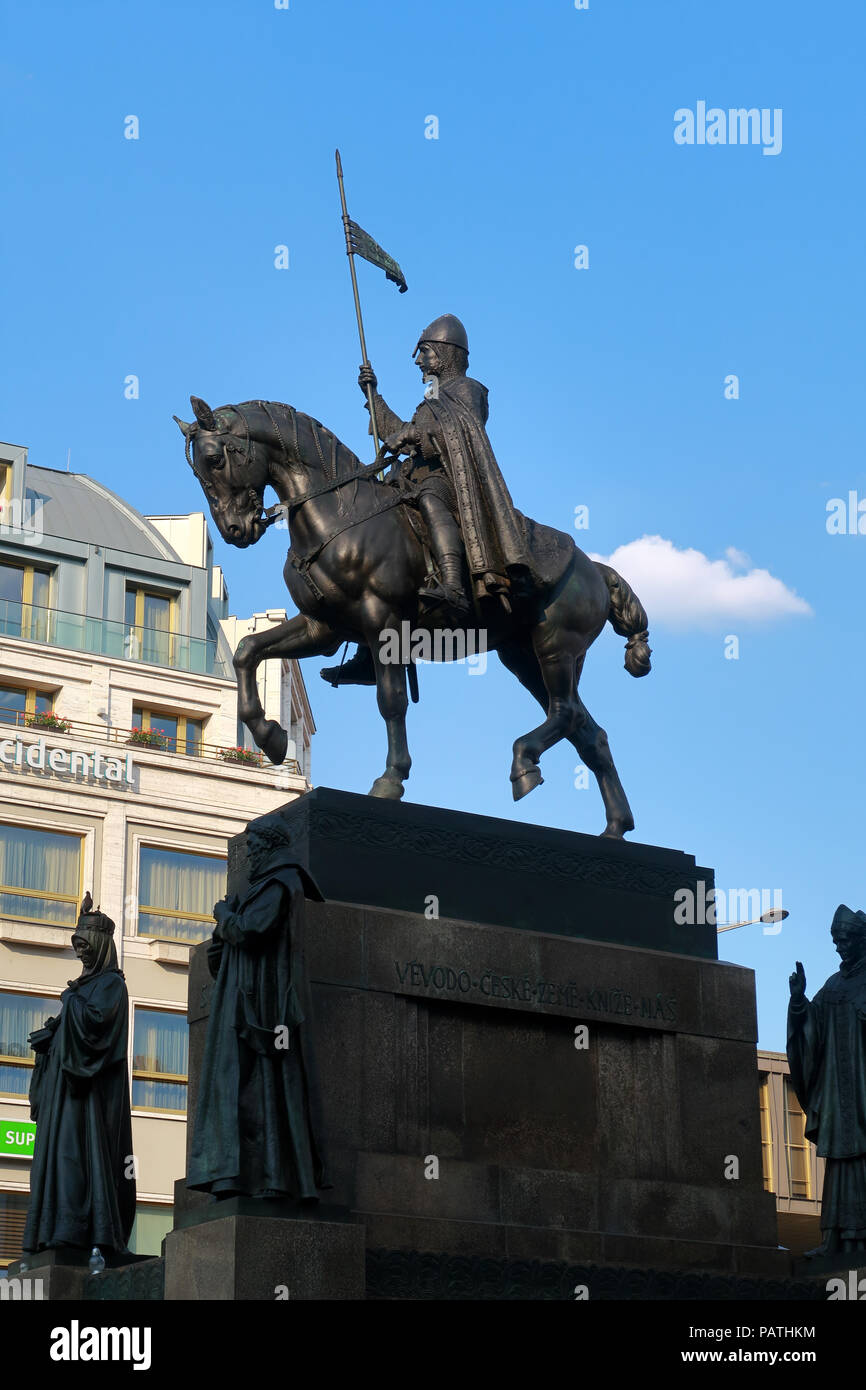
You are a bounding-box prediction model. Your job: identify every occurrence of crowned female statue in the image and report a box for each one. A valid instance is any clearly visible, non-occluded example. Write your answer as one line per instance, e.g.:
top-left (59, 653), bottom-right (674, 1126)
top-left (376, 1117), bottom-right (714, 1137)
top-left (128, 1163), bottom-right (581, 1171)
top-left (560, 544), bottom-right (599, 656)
top-left (22, 894), bottom-right (136, 1257)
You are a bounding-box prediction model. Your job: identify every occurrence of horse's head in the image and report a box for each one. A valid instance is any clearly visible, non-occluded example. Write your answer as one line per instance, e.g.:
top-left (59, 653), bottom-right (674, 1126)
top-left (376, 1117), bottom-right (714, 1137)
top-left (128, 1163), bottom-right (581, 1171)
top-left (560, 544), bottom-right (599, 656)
top-left (173, 396), bottom-right (270, 548)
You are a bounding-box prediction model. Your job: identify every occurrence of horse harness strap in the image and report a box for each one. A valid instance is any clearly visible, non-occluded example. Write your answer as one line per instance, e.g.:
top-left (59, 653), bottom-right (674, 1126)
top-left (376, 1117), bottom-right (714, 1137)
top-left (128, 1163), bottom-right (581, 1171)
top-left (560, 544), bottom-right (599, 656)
top-left (274, 453), bottom-right (406, 601)
top-left (289, 489), bottom-right (406, 600)
top-left (221, 401), bottom-right (407, 601)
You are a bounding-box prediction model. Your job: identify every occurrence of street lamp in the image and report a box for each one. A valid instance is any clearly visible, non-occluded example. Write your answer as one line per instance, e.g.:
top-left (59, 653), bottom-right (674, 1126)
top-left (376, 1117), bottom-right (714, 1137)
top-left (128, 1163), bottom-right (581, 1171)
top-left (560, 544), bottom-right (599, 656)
top-left (717, 908), bottom-right (789, 935)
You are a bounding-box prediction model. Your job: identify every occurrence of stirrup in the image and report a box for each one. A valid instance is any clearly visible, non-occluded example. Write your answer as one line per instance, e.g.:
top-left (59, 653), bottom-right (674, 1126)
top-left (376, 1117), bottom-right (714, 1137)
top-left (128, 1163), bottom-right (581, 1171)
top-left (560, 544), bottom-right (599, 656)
top-left (320, 647), bottom-right (376, 687)
top-left (418, 578), bottom-right (470, 615)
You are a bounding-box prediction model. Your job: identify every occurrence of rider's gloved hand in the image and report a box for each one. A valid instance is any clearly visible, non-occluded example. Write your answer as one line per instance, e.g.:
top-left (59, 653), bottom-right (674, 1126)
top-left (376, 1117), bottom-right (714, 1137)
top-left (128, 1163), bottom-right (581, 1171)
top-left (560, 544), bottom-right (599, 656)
top-left (358, 363), bottom-right (378, 393)
top-left (384, 426), bottom-right (420, 455)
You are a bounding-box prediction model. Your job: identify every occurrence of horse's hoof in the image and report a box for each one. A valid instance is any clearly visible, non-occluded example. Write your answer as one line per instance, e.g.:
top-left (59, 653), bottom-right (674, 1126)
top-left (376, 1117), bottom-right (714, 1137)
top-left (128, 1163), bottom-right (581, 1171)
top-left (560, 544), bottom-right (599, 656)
top-left (600, 817), bottom-right (633, 840)
top-left (260, 721), bottom-right (288, 766)
top-left (511, 767), bottom-right (543, 801)
top-left (369, 776), bottom-right (405, 800)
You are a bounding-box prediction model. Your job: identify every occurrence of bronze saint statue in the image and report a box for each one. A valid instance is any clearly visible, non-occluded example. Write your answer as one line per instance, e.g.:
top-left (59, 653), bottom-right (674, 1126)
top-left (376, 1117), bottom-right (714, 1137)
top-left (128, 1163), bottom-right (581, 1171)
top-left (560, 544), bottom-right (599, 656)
top-left (22, 896), bottom-right (135, 1258)
top-left (187, 818), bottom-right (328, 1201)
top-left (175, 355), bottom-right (651, 835)
top-left (787, 904), bottom-right (866, 1261)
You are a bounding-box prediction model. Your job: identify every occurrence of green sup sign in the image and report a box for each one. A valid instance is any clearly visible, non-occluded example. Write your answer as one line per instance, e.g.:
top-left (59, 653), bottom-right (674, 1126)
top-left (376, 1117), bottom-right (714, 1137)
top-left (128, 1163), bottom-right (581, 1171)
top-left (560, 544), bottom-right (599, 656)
top-left (0, 1120), bottom-right (36, 1158)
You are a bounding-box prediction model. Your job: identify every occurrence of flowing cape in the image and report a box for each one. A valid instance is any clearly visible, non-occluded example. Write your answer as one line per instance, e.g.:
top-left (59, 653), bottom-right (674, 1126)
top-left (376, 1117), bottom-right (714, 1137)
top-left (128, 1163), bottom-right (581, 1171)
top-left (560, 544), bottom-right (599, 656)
top-left (421, 381), bottom-right (539, 593)
top-left (187, 865), bottom-right (326, 1198)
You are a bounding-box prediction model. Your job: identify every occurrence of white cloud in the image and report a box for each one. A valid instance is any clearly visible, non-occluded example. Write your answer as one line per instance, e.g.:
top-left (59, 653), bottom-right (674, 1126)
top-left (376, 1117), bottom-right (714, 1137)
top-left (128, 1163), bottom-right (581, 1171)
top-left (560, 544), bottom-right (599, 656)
top-left (590, 535), bottom-right (812, 626)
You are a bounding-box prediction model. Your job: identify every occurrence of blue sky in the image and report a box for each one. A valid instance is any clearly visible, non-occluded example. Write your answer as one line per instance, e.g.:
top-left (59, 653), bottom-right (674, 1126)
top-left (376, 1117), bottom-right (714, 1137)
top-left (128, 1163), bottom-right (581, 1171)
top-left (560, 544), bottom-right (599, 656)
top-left (2, 0), bottom-right (864, 1048)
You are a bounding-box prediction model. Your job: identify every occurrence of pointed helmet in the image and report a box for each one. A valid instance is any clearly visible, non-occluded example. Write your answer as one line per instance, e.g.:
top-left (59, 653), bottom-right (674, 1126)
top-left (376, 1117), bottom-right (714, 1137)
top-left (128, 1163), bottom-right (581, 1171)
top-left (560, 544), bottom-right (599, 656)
top-left (414, 314), bottom-right (469, 356)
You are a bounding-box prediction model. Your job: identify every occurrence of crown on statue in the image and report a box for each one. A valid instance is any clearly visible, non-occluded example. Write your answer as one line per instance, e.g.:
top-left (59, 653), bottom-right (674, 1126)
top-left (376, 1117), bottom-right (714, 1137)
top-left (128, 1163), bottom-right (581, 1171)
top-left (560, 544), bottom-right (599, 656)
top-left (73, 891), bottom-right (116, 937)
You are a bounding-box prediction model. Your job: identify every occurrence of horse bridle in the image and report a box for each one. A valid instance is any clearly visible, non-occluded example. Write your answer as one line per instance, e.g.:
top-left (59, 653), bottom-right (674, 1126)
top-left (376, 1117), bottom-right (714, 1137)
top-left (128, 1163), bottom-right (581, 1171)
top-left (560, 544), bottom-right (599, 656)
top-left (189, 400), bottom-right (404, 541)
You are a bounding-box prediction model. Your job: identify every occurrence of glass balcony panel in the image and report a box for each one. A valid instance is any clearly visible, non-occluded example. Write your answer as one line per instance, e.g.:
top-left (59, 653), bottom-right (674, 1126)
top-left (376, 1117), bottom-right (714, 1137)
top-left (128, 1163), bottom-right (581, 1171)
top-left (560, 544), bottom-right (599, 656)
top-left (0, 600), bottom-right (228, 676)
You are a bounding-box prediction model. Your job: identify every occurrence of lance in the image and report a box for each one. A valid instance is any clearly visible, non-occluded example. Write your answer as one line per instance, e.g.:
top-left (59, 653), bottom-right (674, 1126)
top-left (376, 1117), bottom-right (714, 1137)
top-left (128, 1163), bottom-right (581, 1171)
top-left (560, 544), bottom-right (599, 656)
top-left (336, 149), bottom-right (383, 457)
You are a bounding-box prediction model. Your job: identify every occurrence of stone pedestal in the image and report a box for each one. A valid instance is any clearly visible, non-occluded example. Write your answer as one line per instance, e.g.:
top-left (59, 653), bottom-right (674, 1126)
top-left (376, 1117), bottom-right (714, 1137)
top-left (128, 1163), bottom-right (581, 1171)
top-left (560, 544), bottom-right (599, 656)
top-left (163, 1212), bottom-right (365, 1300)
top-left (6, 1247), bottom-right (156, 1301)
top-left (176, 790), bottom-right (787, 1290)
top-left (4, 1255), bottom-right (85, 1302)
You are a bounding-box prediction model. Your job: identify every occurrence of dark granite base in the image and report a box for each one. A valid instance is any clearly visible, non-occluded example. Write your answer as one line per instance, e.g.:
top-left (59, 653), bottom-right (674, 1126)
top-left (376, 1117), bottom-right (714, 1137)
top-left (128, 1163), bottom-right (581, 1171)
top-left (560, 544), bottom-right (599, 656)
top-left (180, 894), bottom-right (781, 1283)
top-left (165, 798), bottom-right (785, 1296)
top-left (173, 1195), bottom-right (353, 1231)
top-left (793, 1249), bottom-right (866, 1278)
top-left (10, 1246), bottom-right (151, 1272)
top-left (32, 1251), bottom-right (830, 1301)
top-left (163, 1214), bottom-right (365, 1300)
top-left (228, 787), bottom-right (718, 959)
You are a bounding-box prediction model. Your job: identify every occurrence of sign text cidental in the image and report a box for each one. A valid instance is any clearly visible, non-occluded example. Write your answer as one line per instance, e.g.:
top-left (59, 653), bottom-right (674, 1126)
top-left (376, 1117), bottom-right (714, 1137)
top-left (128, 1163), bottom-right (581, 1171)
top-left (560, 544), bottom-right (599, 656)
top-left (0, 734), bottom-right (134, 787)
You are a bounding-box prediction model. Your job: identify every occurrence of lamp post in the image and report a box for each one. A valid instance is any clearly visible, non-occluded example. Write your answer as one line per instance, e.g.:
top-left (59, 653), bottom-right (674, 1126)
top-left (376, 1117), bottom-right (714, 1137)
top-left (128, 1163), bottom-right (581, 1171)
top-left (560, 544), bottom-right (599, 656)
top-left (717, 907), bottom-right (789, 935)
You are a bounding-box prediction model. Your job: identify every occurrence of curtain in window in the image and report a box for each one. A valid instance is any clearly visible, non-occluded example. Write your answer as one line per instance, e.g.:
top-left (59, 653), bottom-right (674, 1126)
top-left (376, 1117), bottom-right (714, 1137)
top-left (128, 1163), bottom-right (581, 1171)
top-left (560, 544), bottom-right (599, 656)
top-left (28, 569), bottom-right (50, 642)
top-left (138, 847), bottom-right (226, 943)
top-left (0, 826), bottom-right (80, 925)
top-left (0, 992), bottom-right (58, 1095)
top-left (0, 564), bottom-right (24, 638)
top-left (132, 1009), bottom-right (188, 1112)
top-left (142, 593), bottom-right (171, 665)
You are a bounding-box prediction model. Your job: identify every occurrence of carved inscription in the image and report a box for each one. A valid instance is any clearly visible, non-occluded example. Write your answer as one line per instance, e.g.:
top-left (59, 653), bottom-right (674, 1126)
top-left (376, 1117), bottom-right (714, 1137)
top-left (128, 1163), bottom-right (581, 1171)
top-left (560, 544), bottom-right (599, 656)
top-left (393, 960), bottom-right (677, 1023)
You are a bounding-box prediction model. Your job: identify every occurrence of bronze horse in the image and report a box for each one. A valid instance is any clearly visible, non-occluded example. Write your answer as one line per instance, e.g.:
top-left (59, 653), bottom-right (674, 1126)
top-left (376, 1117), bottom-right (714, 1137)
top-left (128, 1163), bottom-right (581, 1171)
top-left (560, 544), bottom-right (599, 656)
top-left (175, 396), bottom-right (651, 837)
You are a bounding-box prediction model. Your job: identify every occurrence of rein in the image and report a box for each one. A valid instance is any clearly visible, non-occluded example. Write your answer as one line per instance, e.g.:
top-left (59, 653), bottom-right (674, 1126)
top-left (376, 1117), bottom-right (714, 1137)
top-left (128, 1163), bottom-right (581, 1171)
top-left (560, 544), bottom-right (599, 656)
top-left (244, 403), bottom-right (408, 599)
top-left (191, 401), bottom-right (409, 600)
top-left (260, 448), bottom-right (394, 527)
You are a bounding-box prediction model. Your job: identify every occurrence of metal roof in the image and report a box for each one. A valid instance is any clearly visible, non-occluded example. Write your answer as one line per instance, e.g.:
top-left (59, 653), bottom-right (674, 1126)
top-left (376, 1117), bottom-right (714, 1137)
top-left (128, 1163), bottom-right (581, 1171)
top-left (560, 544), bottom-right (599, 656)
top-left (26, 466), bottom-right (182, 563)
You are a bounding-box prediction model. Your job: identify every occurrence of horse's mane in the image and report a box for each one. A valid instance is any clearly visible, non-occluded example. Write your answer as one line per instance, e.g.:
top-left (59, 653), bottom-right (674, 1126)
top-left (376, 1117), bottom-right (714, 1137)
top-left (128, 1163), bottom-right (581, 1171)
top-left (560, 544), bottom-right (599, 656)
top-left (230, 399), bottom-right (368, 512)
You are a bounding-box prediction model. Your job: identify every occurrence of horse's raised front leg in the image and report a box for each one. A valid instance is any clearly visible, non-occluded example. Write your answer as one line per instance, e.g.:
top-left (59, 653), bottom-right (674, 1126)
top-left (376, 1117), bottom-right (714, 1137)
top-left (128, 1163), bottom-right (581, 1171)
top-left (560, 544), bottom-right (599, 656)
top-left (368, 640), bottom-right (411, 800)
top-left (234, 614), bottom-right (341, 763)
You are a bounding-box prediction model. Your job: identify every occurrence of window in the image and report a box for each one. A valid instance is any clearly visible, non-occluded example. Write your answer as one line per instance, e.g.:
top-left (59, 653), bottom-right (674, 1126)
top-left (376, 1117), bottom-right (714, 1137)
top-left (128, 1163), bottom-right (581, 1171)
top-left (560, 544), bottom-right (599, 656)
top-left (137, 845), bottom-right (226, 944)
top-left (125, 586), bottom-right (176, 666)
top-left (132, 1008), bottom-right (188, 1114)
top-left (0, 562), bottom-right (50, 641)
top-left (784, 1079), bottom-right (811, 1199)
top-left (0, 823), bottom-right (82, 926)
top-left (0, 685), bottom-right (53, 729)
top-left (758, 1075), bottom-right (774, 1193)
top-left (0, 990), bottom-right (60, 1096)
top-left (132, 706), bottom-right (204, 756)
top-left (0, 1192), bottom-right (29, 1267)
top-left (0, 464), bottom-right (11, 518)
top-left (129, 1202), bottom-right (174, 1256)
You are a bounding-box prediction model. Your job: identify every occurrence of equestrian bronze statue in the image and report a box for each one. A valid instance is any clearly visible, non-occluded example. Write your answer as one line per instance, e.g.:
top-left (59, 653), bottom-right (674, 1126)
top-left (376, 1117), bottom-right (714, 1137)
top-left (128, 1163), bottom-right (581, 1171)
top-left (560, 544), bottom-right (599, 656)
top-left (174, 314), bottom-right (652, 838)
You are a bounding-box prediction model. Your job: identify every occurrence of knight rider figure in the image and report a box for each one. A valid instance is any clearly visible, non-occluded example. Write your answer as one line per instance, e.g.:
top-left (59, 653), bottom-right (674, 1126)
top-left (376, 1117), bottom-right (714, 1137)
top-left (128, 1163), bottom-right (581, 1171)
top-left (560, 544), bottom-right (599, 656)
top-left (322, 313), bottom-right (534, 688)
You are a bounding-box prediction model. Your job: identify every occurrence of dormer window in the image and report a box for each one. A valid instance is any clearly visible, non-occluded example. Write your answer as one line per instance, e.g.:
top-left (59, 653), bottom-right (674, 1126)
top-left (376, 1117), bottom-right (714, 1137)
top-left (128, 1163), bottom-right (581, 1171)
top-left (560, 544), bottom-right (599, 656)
top-left (0, 562), bottom-right (50, 641)
top-left (124, 585), bottom-right (177, 666)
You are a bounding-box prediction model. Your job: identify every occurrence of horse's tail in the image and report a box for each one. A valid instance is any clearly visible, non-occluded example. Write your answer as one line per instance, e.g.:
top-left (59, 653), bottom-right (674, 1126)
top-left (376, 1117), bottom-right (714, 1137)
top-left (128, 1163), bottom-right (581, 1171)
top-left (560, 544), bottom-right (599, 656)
top-left (594, 562), bottom-right (652, 678)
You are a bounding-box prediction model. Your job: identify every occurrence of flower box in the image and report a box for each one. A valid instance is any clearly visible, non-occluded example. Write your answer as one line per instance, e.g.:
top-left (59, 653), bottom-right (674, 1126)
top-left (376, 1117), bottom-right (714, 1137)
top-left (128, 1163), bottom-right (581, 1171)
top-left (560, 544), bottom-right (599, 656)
top-left (25, 711), bottom-right (72, 733)
top-left (127, 727), bottom-right (171, 750)
top-left (217, 746), bottom-right (265, 767)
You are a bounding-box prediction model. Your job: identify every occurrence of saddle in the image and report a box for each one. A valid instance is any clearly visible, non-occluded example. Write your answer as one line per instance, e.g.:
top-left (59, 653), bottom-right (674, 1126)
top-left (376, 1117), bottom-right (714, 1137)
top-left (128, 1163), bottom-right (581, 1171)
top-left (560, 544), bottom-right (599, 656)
top-left (397, 491), bottom-right (573, 609)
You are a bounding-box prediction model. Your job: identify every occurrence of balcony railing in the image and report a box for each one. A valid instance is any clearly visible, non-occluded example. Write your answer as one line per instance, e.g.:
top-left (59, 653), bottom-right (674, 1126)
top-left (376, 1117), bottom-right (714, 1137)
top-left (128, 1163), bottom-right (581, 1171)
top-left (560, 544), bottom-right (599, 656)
top-left (0, 600), bottom-right (231, 678)
top-left (0, 709), bottom-right (301, 776)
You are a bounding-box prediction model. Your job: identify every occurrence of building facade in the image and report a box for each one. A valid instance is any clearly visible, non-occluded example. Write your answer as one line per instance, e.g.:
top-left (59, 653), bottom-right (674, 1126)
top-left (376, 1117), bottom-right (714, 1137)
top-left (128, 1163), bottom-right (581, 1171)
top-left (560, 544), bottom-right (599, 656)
top-left (757, 1049), bottom-right (823, 1255)
top-left (0, 441), bottom-right (313, 1263)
